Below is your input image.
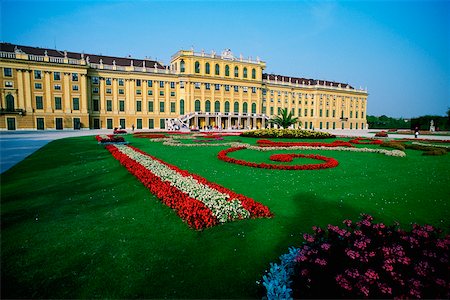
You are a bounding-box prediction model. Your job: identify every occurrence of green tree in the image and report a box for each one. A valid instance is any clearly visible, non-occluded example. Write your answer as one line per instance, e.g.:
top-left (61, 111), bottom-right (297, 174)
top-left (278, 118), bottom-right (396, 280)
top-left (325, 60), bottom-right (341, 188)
top-left (269, 108), bottom-right (300, 129)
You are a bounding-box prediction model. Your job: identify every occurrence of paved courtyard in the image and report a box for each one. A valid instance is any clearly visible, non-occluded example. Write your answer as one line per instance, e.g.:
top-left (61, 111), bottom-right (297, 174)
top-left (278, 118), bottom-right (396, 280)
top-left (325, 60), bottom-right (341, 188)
top-left (0, 129), bottom-right (448, 173)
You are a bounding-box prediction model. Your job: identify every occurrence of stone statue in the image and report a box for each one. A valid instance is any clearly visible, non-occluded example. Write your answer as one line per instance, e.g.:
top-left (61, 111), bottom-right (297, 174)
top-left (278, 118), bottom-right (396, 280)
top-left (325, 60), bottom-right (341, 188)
top-left (430, 120), bottom-right (435, 132)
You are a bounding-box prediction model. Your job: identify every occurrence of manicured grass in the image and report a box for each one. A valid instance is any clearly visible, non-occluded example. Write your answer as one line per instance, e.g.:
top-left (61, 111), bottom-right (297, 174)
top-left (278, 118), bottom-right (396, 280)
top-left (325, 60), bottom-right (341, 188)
top-left (1, 134), bottom-right (449, 298)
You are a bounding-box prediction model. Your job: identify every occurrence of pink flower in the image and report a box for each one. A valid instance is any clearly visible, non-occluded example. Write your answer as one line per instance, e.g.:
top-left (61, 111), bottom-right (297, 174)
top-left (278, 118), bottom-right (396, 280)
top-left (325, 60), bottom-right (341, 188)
top-left (365, 269), bottom-right (379, 280)
top-left (321, 243), bottom-right (331, 251)
top-left (303, 233), bottom-right (315, 243)
top-left (314, 258), bottom-right (327, 266)
top-left (345, 249), bottom-right (360, 259)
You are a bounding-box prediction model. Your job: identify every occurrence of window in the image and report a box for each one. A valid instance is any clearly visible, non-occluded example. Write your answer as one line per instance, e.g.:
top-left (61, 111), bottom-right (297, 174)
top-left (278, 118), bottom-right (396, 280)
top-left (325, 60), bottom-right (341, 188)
top-left (147, 80), bottom-right (153, 87)
top-left (234, 101), bottom-right (239, 113)
top-left (93, 99), bottom-right (99, 111)
top-left (72, 85), bottom-right (79, 91)
top-left (234, 66), bottom-right (239, 77)
top-left (243, 102), bottom-right (248, 113)
top-left (136, 79), bottom-right (141, 87)
top-left (92, 76), bottom-right (99, 84)
top-left (215, 84), bottom-right (220, 91)
top-left (159, 91), bottom-right (164, 96)
top-left (73, 98), bottom-right (80, 110)
top-left (243, 87), bottom-right (248, 92)
top-left (170, 82), bottom-right (175, 89)
top-left (205, 100), bottom-right (211, 112)
top-left (119, 89), bottom-right (124, 95)
top-left (252, 87), bottom-right (256, 93)
top-left (137, 118), bottom-right (142, 129)
top-left (326, 110), bottom-right (329, 117)
top-left (149, 118), bottom-right (154, 129)
top-left (107, 100), bottom-right (112, 111)
top-left (119, 100), bottom-right (125, 112)
top-left (234, 86), bottom-right (239, 92)
top-left (55, 97), bottom-right (62, 110)
top-left (148, 101), bottom-right (154, 112)
top-left (298, 108), bottom-right (301, 116)
top-left (311, 109), bottom-right (314, 117)
top-left (93, 87), bottom-right (99, 94)
top-left (119, 78), bottom-right (124, 86)
top-left (252, 68), bottom-right (256, 79)
top-left (5, 81), bottom-right (13, 88)
top-left (54, 84), bottom-right (61, 90)
top-left (106, 78), bottom-right (112, 85)
top-left (136, 101), bottom-right (142, 112)
top-left (195, 82), bottom-right (201, 89)
top-left (225, 85), bottom-right (230, 91)
top-left (170, 102), bottom-right (176, 113)
top-left (180, 60), bottom-right (185, 73)
top-left (72, 73), bottom-right (78, 81)
top-left (214, 101), bottom-right (220, 112)
top-left (180, 99), bottom-right (185, 114)
top-left (243, 67), bottom-right (247, 78)
top-left (195, 61), bottom-right (200, 73)
top-left (225, 101), bottom-right (230, 113)
top-left (356, 111), bottom-right (359, 118)
top-left (319, 109), bottom-right (323, 117)
top-left (107, 118), bottom-right (113, 129)
top-left (270, 107), bottom-right (274, 115)
top-left (194, 100), bottom-right (201, 112)
top-left (148, 90), bottom-right (153, 95)
top-left (136, 89), bottom-right (141, 95)
top-left (180, 81), bottom-right (185, 88)
top-left (159, 101), bottom-right (165, 112)
top-left (35, 83), bottom-right (42, 89)
top-left (159, 81), bottom-right (164, 88)
top-left (205, 62), bottom-right (210, 74)
top-left (106, 88), bottom-right (112, 94)
top-left (215, 64), bottom-right (220, 75)
top-left (350, 111), bottom-right (353, 118)
top-left (35, 96), bottom-right (43, 109)
top-left (205, 83), bottom-right (210, 90)
top-left (252, 103), bottom-right (256, 114)
top-left (3, 68), bottom-right (12, 77)
top-left (225, 65), bottom-right (230, 76)
top-left (332, 110), bottom-right (336, 118)
top-left (304, 109), bottom-right (308, 117)
top-left (120, 119), bottom-right (126, 129)
top-left (53, 72), bottom-right (60, 81)
top-left (160, 119), bottom-right (165, 129)
top-left (34, 70), bottom-right (42, 79)
top-left (170, 91), bottom-right (175, 97)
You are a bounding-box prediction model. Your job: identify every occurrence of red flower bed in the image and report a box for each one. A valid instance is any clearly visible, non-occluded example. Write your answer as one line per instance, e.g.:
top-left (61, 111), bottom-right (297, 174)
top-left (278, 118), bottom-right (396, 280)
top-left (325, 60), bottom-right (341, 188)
top-left (105, 145), bottom-right (272, 230)
top-left (257, 139), bottom-right (353, 148)
top-left (113, 129), bottom-right (127, 134)
top-left (218, 147), bottom-right (339, 170)
top-left (349, 138), bottom-right (383, 145)
top-left (96, 135), bottom-right (125, 143)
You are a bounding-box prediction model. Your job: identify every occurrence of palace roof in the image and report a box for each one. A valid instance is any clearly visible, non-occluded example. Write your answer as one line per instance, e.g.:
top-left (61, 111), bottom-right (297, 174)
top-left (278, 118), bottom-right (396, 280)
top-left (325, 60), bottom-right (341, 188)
top-left (263, 73), bottom-right (354, 90)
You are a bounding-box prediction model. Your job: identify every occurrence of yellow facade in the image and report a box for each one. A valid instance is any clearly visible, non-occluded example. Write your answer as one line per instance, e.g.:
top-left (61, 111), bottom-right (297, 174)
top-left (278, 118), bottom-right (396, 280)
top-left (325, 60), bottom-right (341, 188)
top-left (0, 44), bottom-right (368, 130)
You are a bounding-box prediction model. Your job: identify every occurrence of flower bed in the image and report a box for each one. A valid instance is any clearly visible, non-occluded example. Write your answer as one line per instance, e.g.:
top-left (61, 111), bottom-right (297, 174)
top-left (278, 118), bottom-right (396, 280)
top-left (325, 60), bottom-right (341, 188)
top-left (96, 135), bottom-right (126, 144)
top-left (241, 129), bottom-right (335, 139)
top-left (349, 137), bottom-right (383, 145)
top-left (218, 147), bottom-right (339, 170)
top-left (113, 129), bottom-right (127, 134)
top-left (105, 144), bottom-right (272, 229)
top-left (262, 214), bottom-right (450, 299)
top-left (257, 139), bottom-right (353, 148)
top-left (134, 133), bottom-right (168, 139)
top-left (375, 131), bottom-right (389, 137)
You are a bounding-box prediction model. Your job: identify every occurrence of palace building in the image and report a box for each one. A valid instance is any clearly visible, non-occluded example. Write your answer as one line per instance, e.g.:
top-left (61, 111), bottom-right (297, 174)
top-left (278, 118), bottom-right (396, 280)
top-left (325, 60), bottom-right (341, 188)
top-left (0, 43), bottom-right (368, 131)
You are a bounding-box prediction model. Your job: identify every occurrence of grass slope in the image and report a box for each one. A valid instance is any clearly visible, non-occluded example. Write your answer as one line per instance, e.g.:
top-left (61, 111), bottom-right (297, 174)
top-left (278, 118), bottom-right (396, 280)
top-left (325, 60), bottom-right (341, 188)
top-left (1, 135), bottom-right (449, 298)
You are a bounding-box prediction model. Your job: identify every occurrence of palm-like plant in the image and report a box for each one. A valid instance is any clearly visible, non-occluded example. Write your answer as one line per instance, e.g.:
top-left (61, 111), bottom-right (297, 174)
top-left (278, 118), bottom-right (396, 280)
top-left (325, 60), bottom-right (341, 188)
top-left (269, 108), bottom-right (301, 129)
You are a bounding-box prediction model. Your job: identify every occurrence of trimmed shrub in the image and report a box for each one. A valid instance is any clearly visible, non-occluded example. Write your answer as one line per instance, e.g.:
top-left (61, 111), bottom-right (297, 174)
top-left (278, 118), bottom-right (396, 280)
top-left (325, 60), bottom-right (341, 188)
top-left (381, 141), bottom-right (406, 151)
top-left (375, 131), bottom-right (388, 137)
top-left (241, 129), bottom-right (335, 139)
top-left (423, 149), bottom-right (447, 156)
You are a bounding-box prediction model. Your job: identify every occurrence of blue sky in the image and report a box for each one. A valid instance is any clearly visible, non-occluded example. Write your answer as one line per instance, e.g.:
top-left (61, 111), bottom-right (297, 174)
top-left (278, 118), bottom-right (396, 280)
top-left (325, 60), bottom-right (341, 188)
top-left (1, 0), bottom-right (449, 118)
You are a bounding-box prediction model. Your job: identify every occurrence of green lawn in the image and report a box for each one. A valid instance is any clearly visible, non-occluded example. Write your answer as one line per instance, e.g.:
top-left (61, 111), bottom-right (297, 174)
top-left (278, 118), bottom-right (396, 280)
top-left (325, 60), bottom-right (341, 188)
top-left (2, 134), bottom-right (449, 298)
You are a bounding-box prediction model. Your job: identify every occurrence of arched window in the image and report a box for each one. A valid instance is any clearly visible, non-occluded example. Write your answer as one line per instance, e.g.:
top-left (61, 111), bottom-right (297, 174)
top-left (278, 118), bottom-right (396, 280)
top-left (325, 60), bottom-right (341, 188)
top-left (225, 101), bottom-right (230, 113)
top-left (180, 99), bottom-right (185, 115)
top-left (214, 101), bottom-right (220, 112)
top-left (205, 62), bottom-right (210, 74)
top-left (195, 61), bottom-right (200, 73)
top-left (252, 68), bottom-right (256, 79)
top-left (243, 67), bottom-right (247, 78)
top-left (251, 102), bottom-right (256, 114)
top-left (195, 100), bottom-right (201, 112)
top-left (234, 66), bottom-right (239, 77)
top-left (180, 60), bottom-right (185, 73)
top-left (205, 100), bottom-right (211, 112)
top-left (5, 94), bottom-right (15, 111)
top-left (234, 101), bottom-right (239, 113)
top-left (215, 64), bottom-right (220, 75)
top-left (243, 102), bottom-right (248, 113)
top-left (225, 65), bottom-right (230, 76)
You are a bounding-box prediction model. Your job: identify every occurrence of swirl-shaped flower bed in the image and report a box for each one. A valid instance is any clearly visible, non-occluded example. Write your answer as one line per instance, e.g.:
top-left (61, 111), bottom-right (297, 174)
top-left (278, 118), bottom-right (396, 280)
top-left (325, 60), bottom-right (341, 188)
top-left (349, 138), bottom-right (383, 145)
top-left (257, 139), bottom-right (353, 148)
top-left (218, 147), bottom-right (339, 170)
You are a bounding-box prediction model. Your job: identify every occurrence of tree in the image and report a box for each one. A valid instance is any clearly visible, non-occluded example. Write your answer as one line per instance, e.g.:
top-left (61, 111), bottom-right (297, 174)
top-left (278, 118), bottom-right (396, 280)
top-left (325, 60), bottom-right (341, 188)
top-left (269, 108), bottom-right (300, 129)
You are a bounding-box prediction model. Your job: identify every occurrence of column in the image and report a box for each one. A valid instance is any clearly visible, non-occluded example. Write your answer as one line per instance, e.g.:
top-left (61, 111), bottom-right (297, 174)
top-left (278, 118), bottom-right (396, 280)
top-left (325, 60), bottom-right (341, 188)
top-left (63, 72), bottom-right (71, 113)
top-left (16, 69), bottom-right (25, 109)
top-left (80, 74), bottom-right (88, 114)
top-left (24, 70), bottom-right (33, 112)
top-left (112, 78), bottom-right (118, 113)
top-left (44, 71), bottom-right (52, 113)
top-left (99, 77), bottom-right (106, 113)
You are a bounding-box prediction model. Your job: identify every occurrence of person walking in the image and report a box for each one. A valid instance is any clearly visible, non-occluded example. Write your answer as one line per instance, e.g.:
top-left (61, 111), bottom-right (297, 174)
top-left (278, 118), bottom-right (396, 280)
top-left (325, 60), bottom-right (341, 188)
top-left (414, 126), bottom-right (419, 138)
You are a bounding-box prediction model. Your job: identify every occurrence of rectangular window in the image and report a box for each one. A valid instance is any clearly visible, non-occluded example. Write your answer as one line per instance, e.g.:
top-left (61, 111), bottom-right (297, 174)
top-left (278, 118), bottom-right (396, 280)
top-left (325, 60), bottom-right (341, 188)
top-left (54, 84), bottom-right (61, 90)
top-left (106, 100), bottom-right (112, 111)
top-left (119, 78), bottom-right (124, 86)
top-left (148, 101), bottom-right (154, 112)
top-left (159, 101), bottom-right (165, 112)
top-left (72, 85), bottom-right (79, 91)
top-left (72, 73), bottom-right (78, 81)
top-left (92, 76), bottom-right (99, 84)
top-left (159, 91), bottom-right (164, 96)
top-left (136, 79), bottom-right (141, 87)
top-left (35, 82), bottom-right (42, 89)
top-left (119, 89), bottom-right (124, 95)
top-left (136, 100), bottom-right (142, 112)
top-left (215, 84), bottom-right (220, 90)
top-left (93, 99), bottom-right (99, 111)
top-left (36, 96), bottom-right (43, 109)
top-left (298, 108), bottom-right (301, 116)
top-left (106, 78), bottom-right (112, 85)
top-left (159, 81), bottom-right (164, 88)
top-left (148, 90), bottom-right (153, 95)
top-left (234, 86), bottom-right (239, 92)
top-left (147, 80), bottom-right (152, 87)
top-left (136, 89), bottom-right (141, 95)
top-left (170, 102), bottom-right (176, 113)
top-left (180, 81), bottom-right (185, 88)
top-left (225, 85), bottom-right (230, 91)
top-left (310, 109), bottom-right (314, 117)
top-left (55, 97), bottom-right (62, 110)
top-left (304, 109), bottom-right (308, 117)
top-left (205, 83), bottom-right (210, 90)
top-left (195, 82), bottom-right (201, 89)
top-left (120, 119), bottom-right (126, 129)
top-left (5, 81), bottom-right (13, 88)
top-left (106, 88), bottom-right (112, 94)
top-left (136, 118), bottom-right (142, 129)
top-left (243, 87), bottom-right (248, 92)
top-left (93, 87), bottom-right (99, 94)
top-left (170, 82), bottom-right (175, 89)
top-left (252, 87), bottom-right (256, 93)
top-left (53, 72), bottom-right (60, 81)
top-left (3, 67), bottom-right (12, 77)
top-left (270, 107), bottom-right (274, 115)
top-left (107, 118), bottom-right (113, 129)
top-left (170, 91), bottom-right (175, 97)
top-left (148, 118), bottom-right (154, 129)
top-left (73, 98), bottom-right (80, 110)
top-left (319, 109), bottom-right (323, 117)
top-left (34, 70), bottom-right (42, 79)
top-left (159, 119), bottom-right (165, 129)
top-left (326, 110), bottom-right (329, 117)
top-left (119, 100), bottom-right (125, 112)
